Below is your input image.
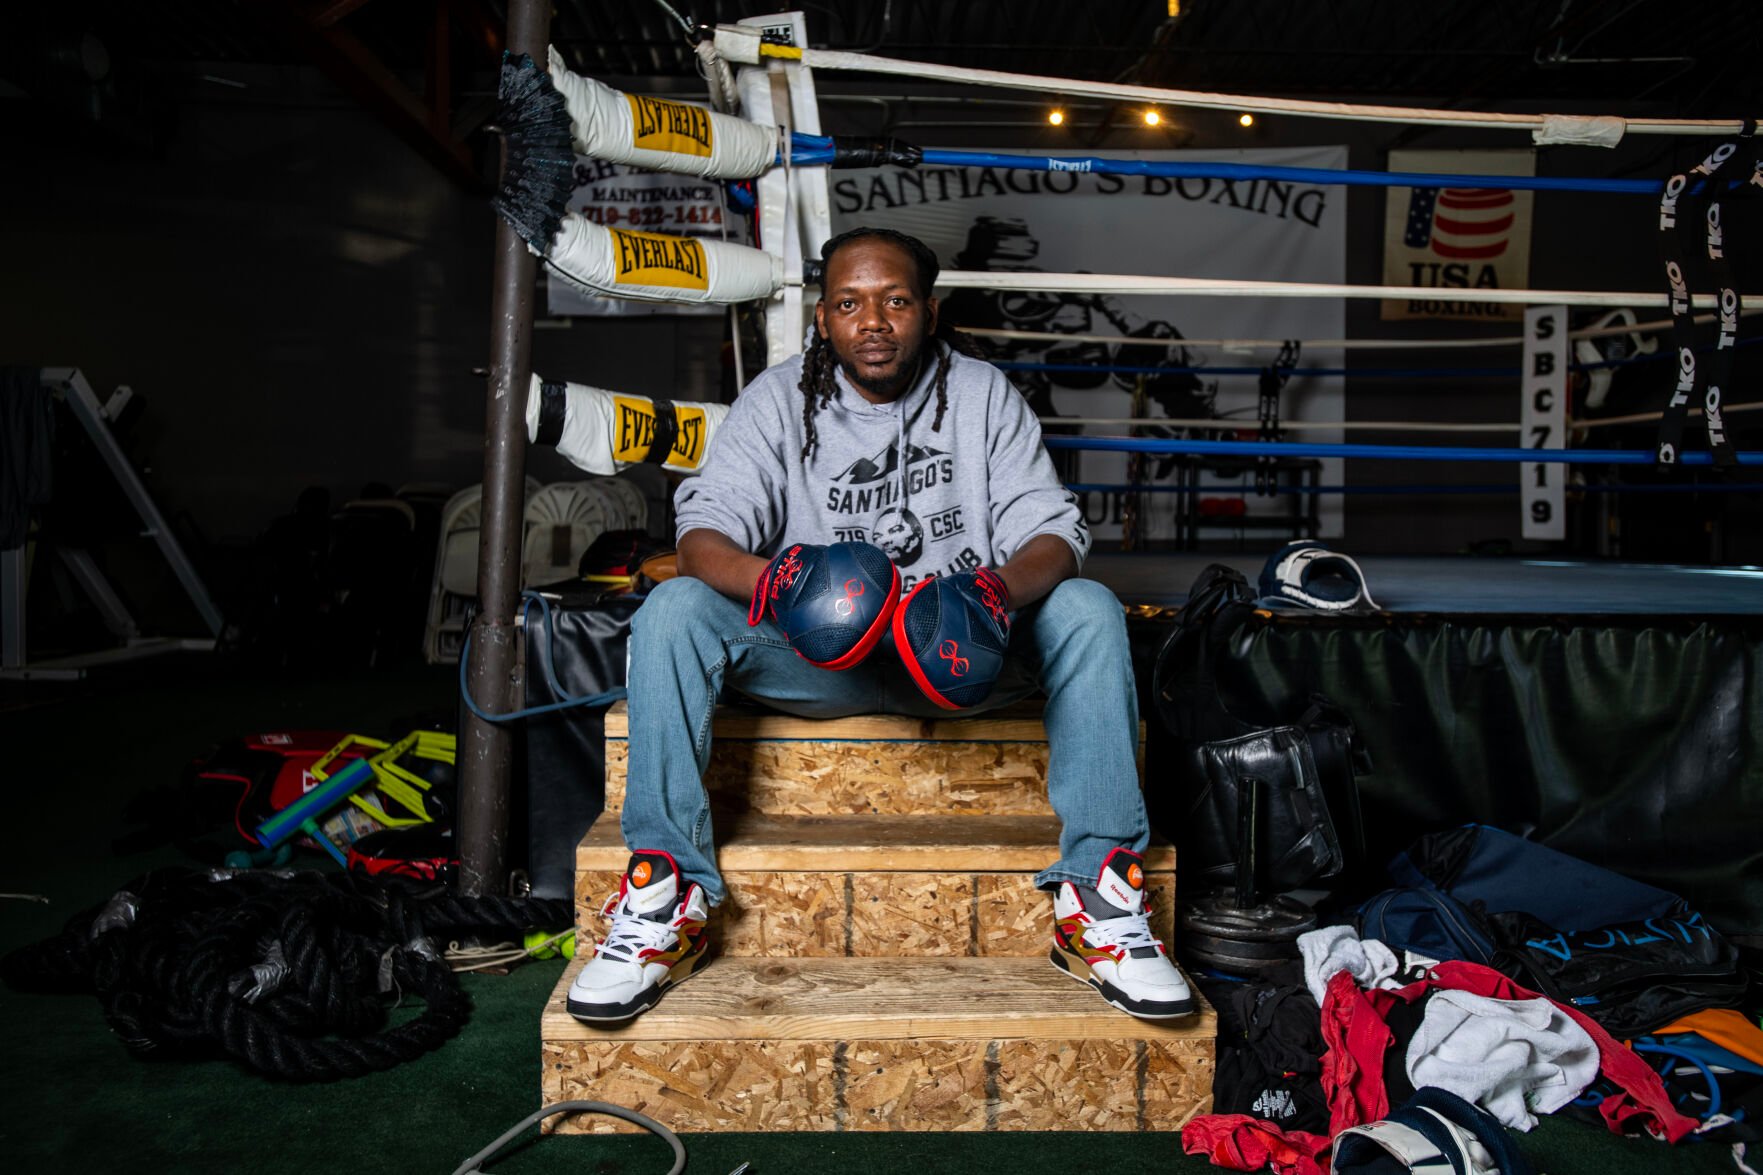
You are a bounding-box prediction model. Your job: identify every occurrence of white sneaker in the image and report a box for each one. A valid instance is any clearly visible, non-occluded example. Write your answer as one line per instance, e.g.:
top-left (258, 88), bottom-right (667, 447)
top-left (1051, 848), bottom-right (1196, 1019)
top-left (566, 849), bottom-right (710, 1023)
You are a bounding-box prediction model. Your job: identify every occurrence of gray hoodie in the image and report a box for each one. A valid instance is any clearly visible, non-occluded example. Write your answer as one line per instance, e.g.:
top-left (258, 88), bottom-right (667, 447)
top-left (674, 344), bottom-right (1089, 592)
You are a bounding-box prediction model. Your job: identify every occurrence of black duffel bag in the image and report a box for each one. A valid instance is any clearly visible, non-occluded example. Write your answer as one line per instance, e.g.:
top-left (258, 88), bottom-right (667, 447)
top-left (1489, 907), bottom-right (1749, 1036)
top-left (519, 589), bottom-right (642, 899)
top-left (1152, 564), bottom-right (1368, 894)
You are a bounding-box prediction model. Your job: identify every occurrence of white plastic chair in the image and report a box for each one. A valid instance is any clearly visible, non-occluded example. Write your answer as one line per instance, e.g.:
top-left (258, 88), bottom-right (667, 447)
top-left (422, 478), bottom-right (541, 664)
top-left (521, 481), bottom-right (614, 590)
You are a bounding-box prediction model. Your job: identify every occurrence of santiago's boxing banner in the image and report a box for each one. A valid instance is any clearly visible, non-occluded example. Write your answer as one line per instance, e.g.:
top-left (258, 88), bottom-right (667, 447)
top-left (830, 146), bottom-right (1348, 541)
top-left (1380, 149), bottom-right (1536, 322)
top-left (547, 156), bottom-right (752, 316)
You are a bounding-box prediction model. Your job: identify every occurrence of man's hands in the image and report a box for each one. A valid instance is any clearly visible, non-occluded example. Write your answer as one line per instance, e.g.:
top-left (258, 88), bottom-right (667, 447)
top-left (747, 541), bottom-right (900, 670)
top-left (683, 528), bottom-right (1075, 698)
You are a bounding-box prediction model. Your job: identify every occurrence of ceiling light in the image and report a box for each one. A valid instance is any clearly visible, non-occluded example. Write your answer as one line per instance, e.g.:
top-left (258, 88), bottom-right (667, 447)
top-left (1143, 109), bottom-right (1161, 127)
top-left (1239, 113), bottom-right (1255, 128)
top-left (1048, 109), bottom-right (1066, 126)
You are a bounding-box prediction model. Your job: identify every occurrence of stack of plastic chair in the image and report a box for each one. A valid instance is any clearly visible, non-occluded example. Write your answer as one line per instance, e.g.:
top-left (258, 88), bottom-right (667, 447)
top-left (521, 481), bottom-right (615, 591)
top-left (592, 475), bottom-right (649, 534)
top-left (422, 478), bottom-right (541, 664)
top-left (423, 475), bottom-right (654, 664)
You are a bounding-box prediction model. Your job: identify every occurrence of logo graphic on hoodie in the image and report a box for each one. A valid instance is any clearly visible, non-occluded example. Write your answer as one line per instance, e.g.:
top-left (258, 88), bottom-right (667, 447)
top-left (832, 442), bottom-right (948, 486)
top-left (825, 442), bottom-right (957, 518)
top-left (871, 506), bottom-right (924, 567)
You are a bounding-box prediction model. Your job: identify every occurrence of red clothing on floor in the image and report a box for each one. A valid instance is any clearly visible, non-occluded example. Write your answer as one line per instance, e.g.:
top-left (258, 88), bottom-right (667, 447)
top-left (1319, 969), bottom-right (1394, 1137)
top-left (1181, 1113), bottom-right (1332, 1175)
top-left (1317, 959), bottom-right (1698, 1143)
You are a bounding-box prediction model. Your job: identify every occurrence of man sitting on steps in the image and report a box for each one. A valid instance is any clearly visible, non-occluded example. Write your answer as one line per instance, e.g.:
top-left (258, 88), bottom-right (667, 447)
top-left (566, 226), bottom-right (1195, 1025)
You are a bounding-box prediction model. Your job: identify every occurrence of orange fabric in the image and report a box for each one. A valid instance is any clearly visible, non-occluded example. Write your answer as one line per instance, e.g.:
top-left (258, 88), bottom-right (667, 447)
top-left (1650, 1008), bottom-right (1763, 1067)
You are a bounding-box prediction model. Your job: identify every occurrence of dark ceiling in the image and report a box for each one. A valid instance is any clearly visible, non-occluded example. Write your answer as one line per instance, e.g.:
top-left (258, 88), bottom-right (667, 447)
top-left (5, 1), bottom-right (1760, 183)
top-left (553, 0), bottom-right (1763, 116)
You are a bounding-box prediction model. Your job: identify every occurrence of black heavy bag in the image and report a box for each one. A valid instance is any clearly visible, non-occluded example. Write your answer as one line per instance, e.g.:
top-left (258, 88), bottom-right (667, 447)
top-left (1152, 564), bottom-right (1368, 894)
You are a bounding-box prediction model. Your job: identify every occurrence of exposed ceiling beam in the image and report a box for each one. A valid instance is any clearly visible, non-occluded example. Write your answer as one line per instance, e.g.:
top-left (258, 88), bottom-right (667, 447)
top-left (263, 0), bottom-right (483, 190)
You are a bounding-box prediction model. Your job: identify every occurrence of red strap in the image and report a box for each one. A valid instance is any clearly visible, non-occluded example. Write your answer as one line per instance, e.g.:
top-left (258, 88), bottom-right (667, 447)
top-left (970, 566), bottom-right (1012, 632)
top-left (746, 556), bottom-right (775, 627)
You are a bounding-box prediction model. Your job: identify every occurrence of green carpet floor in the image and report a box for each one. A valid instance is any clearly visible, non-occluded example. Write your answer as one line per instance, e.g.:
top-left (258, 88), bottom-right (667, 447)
top-left (0, 658), bottom-right (1740, 1173)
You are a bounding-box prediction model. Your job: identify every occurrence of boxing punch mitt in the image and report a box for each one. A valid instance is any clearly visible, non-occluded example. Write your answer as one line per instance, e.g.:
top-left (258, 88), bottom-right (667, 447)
top-left (892, 567), bottom-right (1013, 710)
top-left (748, 541), bottom-right (899, 669)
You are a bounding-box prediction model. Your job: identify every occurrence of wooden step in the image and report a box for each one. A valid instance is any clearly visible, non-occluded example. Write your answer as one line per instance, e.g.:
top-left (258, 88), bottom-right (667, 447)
top-left (576, 813), bottom-right (1178, 956)
top-left (540, 956), bottom-right (1216, 1132)
top-left (602, 700), bottom-right (1144, 818)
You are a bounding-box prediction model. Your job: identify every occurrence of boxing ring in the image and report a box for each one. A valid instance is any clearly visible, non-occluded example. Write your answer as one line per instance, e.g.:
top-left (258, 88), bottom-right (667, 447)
top-left (1085, 551), bottom-right (1763, 614)
top-left (465, 11), bottom-right (1763, 935)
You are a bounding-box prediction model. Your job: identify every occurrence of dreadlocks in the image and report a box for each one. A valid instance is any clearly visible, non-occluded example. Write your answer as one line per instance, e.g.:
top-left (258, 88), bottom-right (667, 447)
top-left (799, 227), bottom-right (984, 461)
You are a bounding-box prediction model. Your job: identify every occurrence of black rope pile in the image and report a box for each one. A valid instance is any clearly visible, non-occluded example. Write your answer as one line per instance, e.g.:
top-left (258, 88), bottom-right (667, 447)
top-left (1, 867), bottom-right (572, 1082)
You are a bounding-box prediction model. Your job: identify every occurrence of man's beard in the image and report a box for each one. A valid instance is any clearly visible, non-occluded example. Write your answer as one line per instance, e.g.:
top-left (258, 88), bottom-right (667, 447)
top-left (837, 338), bottom-right (927, 398)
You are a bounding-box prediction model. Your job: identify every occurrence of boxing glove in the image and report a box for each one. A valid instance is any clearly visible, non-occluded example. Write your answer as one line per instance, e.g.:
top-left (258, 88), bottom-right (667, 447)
top-left (892, 566), bottom-right (1013, 710)
top-left (748, 541), bottom-right (899, 669)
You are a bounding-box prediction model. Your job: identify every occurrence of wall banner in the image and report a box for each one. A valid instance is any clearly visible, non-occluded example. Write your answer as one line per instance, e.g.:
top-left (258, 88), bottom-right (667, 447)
top-left (1381, 149), bottom-right (1535, 322)
top-left (830, 146), bottom-right (1348, 541)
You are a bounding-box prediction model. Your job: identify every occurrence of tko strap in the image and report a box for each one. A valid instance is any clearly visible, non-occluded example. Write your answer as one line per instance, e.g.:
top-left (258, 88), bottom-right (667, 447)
top-left (1655, 140), bottom-right (1752, 467)
top-left (1699, 141), bottom-right (1763, 469)
top-left (1256, 340), bottom-right (1299, 496)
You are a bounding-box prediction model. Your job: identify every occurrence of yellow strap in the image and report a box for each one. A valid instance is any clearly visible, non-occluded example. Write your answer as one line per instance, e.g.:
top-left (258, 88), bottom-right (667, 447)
top-left (346, 793), bottom-right (428, 828)
top-left (375, 760), bottom-right (432, 793)
top-left (759, 43), bottom-right (804, 60)
top-left (310, 733), bottom-right (390, 780)
top-left (371, 733), bottom-right (419, 765)
top-left (369, 771), bottom-right (433, 818)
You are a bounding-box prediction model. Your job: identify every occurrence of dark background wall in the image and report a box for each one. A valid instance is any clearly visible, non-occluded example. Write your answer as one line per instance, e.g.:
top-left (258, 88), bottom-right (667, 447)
top-left (0, 65), bottom-right (730, 547)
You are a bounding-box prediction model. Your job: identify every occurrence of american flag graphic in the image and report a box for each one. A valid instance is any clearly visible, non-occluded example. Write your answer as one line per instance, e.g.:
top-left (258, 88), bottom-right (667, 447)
top-left (1403, 187), bottom-right (1516, 259)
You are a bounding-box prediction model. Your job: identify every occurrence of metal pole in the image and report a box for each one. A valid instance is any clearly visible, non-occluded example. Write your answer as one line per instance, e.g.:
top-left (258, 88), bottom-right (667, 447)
top-left (459, 0), bottom-right (549, 898)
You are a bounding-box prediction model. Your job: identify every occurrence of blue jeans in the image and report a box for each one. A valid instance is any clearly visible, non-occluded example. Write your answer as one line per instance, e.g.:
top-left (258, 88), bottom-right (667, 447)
top-left (620, 575), bottom-right (1149, 906)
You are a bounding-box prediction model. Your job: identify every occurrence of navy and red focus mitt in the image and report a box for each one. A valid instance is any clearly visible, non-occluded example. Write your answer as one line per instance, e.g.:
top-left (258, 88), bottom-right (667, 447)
top-left (748, 541), bottom-right (899, 669)
top-left (892, 567), bottom-right (1013, 710)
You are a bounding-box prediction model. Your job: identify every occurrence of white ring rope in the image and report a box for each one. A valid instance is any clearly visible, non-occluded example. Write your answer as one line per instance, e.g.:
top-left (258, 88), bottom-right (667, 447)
top-left (1040, 403), bottom-right (1763, 434)
top-left (1572, 400), bottom-right (1763, 429)
top-left (1047, 417), bottom-right (1521, 433)
top-left (714, 29), bottom-right (1755, 142)
top-left (932, 271), bottom-right (1759, 309)
top-left (963, 310), bottom-right (1762, 354)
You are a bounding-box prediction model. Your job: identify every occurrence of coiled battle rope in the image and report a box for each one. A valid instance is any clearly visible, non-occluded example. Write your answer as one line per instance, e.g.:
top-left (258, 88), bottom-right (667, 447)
top-left (1, 867), bottom-right (571, 1082)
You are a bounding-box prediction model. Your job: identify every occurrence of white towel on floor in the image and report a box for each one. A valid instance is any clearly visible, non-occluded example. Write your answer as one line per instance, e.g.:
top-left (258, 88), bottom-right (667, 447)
top-left (1405, 989), bottom-right (1599, 1131)
top-left (1298, 924), bottom-right (1401, 1003)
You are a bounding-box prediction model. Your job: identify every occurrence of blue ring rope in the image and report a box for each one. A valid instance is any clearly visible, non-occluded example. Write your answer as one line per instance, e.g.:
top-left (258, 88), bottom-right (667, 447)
top-left (1043, 435), bottom-right (1763, 465)
top-left (790, 135), bottom-right (1726, 196)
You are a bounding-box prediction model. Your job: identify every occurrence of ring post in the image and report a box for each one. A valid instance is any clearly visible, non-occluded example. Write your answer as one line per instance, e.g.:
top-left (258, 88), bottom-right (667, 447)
top-left (459, 0), bottom-right (549, 899)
